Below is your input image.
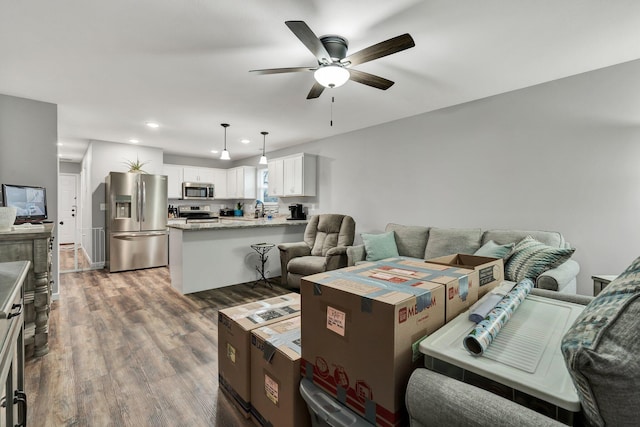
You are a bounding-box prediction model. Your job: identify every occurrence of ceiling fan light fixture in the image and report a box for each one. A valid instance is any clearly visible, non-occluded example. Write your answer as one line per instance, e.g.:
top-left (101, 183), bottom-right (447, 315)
top-left (314, 65), bottom-right (350, 88)
top-left (220, 123), bottom-right (231, 160)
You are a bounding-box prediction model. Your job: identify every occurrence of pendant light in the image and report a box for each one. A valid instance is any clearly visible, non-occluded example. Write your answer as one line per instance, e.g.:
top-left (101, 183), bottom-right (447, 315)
top-left (220, 123), bottom-right (230, 160)
top-left (259, 131), bottom-right (268, 165)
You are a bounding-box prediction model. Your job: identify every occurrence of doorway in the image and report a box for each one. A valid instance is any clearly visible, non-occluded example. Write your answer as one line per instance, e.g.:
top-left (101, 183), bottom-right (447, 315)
top-left (58, 172), bottom-right (105, 272)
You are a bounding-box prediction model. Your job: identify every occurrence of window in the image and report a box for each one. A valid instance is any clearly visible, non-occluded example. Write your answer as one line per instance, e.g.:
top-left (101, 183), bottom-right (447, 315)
top-left (257, 168), bottom-right (278, 204)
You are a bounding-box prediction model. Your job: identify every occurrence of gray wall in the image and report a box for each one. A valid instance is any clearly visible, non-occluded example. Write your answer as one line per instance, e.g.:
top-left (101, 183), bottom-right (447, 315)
top-left (240, 59), bottom-right (640, 296)
top-left (59, 161), bottom-right (81, 174)
top-left (0, 94), bottom-right (60, 295)
top-left (163, 153), bottom-right (228, 168)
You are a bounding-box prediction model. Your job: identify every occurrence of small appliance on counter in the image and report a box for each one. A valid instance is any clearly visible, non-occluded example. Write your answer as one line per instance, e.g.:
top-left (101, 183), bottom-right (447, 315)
top-left (178, 205), bottom-right (219, 223)
top-left (288, 203), bottom-right (306, 220)
top-left (219, 207), bottom-right (235, 217)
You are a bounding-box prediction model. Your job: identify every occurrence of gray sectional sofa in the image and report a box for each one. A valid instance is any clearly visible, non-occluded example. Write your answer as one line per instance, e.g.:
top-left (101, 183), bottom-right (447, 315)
top-left (346, 223), bottom-right (579, 293)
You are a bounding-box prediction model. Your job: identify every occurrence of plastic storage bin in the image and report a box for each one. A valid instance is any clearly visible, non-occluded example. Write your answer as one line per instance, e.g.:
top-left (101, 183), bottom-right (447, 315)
top-left (299, 378), bottom-right (372, 427)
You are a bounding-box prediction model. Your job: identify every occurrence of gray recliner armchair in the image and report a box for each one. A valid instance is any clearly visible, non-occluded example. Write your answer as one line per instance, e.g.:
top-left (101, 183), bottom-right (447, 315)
top-left (278, 214), bottom-right (356, 289)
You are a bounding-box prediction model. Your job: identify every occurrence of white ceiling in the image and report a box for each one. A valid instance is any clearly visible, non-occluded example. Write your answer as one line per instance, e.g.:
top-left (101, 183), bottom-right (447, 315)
top-left (2, 0), bottom-right (640, 162)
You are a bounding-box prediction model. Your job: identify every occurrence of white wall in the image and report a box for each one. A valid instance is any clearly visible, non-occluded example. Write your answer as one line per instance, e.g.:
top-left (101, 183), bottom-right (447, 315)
top-left (88, 140), bottom-right (164, 231)
top-left (0, 94), bottom-right (60, 294)
top-left (240, 59), bottom-right (640, 295)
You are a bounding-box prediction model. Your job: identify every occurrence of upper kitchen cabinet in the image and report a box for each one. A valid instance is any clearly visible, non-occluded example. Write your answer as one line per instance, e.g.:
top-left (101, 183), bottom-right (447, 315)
top-left (163, 164), bottom-right (184, 199)
top-left (212, 168), bottom-right (228, 199)
top-left (183, 167), bottom-right (215, 183)
top-left (268, 153), bottom-right (316, 197)
top-left (267, 158), bottom-right (284, 197)
top-left (226, 166), bottom-right (256, 199)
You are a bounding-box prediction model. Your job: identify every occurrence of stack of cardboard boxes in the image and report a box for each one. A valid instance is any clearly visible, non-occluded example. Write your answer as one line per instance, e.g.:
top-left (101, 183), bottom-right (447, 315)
top-left (218, 255), bottom-right (503, 427)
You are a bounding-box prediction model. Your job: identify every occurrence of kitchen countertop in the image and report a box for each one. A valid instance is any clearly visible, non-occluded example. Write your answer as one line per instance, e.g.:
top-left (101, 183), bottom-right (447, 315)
top-left (168, 216), bottom-right (308, 230)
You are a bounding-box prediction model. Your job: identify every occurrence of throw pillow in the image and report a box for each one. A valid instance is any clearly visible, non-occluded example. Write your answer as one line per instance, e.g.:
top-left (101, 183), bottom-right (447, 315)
top-left (504, 236), bottom-right (575, 282)
top-left (560, 256), bottom-right (640, 426)
top-left (474, 240), bottom-right (514, 259)
top-left (362, 231), bottom-right (399, 262)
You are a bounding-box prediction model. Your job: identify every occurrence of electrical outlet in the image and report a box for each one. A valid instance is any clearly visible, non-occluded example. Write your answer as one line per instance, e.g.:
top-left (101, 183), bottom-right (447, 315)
top-left (100, 203), bottom-right (107, 211)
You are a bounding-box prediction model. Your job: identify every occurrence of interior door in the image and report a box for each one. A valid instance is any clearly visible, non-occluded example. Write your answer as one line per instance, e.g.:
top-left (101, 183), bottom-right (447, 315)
top-left (58, 174), bottom-right (78, 244)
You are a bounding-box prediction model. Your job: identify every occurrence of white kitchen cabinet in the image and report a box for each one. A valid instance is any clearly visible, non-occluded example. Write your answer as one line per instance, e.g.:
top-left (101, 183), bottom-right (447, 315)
top-left (267, 159), bottom-right (284, 197)
top-left (268, 153), bottom-right (316, 197)
top-left (226, 166), bottom-right (256, 199)
top-left (211, 168), bottom-right (228, 199)
top-left (183, 167), bottom-right (215, 183)
top-left (162, 164), bottom-right (184, 199)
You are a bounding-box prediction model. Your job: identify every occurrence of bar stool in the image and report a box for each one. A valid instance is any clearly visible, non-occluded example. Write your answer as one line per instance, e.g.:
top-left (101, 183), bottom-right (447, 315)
top-left (251, 242), bottom-right (276, 288)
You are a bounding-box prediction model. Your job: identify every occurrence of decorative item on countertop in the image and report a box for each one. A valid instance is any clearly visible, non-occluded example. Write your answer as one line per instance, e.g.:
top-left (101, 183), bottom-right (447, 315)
top-left (463, 278), bottom-right (534, 356)
top-left (123, 156), bottom-right (148, 173)
top-left (234, 202), bottom-right (244, 217)
top-left (0, 206), bottom-right (17, 231)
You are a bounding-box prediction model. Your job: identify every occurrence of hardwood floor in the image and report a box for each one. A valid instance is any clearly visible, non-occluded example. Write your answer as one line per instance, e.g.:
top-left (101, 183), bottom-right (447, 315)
top-left (26, 267), bottom-right (293, 426)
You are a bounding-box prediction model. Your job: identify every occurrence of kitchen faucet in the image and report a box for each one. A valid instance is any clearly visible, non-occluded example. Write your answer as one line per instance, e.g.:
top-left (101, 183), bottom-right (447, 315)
top-left (255, 200), bottom-right (265, 218)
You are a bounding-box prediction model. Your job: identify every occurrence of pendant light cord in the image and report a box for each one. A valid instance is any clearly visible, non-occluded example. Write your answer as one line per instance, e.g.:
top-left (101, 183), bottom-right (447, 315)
top-left (330, 96), bottom-right (334, 127)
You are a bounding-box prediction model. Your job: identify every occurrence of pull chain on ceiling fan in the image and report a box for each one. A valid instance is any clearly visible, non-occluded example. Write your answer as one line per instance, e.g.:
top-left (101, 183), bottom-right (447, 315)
top-left (250, 20), bottom-right (415, 99)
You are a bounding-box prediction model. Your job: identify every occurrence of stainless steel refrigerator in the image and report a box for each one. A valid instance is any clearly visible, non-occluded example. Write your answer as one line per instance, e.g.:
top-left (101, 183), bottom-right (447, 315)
top-left (105, 172), bottom-right (168, 272)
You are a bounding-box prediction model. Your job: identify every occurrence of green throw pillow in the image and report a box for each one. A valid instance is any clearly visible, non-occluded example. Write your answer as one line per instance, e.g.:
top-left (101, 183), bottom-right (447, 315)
top-left (505, 235), bottom-right (575, 282)
top-left (362, 231), bottom-right (399, 262)
top-left (474, 240), bottom-right (514, 259)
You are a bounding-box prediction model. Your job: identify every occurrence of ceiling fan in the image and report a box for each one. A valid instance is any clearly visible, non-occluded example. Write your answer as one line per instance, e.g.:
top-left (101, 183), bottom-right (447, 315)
top-left (250, 21), bottom-right (415, 99)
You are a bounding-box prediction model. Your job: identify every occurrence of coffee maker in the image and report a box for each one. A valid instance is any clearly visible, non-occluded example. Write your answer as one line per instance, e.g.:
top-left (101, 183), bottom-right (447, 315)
top-left (288, 203), bottom-right (306, 220)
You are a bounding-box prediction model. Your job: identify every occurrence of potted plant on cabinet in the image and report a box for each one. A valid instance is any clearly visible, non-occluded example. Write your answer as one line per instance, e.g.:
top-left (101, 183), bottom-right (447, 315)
top-left (123, 157), bottom-right (149, 174)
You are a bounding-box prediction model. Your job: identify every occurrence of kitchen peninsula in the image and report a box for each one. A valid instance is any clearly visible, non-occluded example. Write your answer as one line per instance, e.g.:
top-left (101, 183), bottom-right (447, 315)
top-left (168, 217), bottom-right (307, 294)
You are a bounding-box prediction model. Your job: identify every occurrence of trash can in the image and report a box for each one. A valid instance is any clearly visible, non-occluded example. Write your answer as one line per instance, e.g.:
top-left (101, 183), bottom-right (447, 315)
top-left (299, 378), bottom-right (373, 427)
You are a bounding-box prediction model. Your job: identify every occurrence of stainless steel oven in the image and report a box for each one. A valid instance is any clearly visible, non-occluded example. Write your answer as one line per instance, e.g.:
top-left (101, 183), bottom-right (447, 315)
top-left (182, 182), bottom-right (215, 200)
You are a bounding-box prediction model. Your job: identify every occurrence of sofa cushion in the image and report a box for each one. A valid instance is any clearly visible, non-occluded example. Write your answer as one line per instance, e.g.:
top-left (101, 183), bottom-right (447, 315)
top-left (474, 240), bottom-right (514, 259)
top-left (385, 223), bottom-right (429, 259)
top-left (287, 256), bottom-right (326, 276)
top-left (504, 236), bottom-right (575, 282)
top-left (362, 231), bottom-right (399, 262)
top-left (423, 228), bottom-right (482, 259)
top-left (482, 229), bottom-right (564, 248)
top-left (561, 256), bottom-right (640, 426)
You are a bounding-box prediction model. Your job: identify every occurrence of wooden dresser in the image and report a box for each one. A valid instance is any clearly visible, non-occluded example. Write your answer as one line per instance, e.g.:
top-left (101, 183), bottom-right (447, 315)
top-left (0, 261), bottom-right (29, 426)
top-left (0, 224), bottom-right (53, 358)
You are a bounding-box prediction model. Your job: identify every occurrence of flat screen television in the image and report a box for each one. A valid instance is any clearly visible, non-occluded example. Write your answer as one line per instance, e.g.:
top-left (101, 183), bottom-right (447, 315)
top-left (1, 184), bottom-right (48, 223)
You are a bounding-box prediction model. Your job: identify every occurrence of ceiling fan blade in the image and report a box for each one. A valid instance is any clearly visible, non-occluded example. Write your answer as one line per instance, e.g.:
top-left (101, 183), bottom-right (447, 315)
top-left (348, 69), bottom-right (394, 90)
top-left (285, 21), bottom-right (332, 64)
top-left (342, 33), bottom-right (415, 67)
top-left (306, 82), bottom-right (325, 99)
top-left (249, 67), bottom-right (314, 75)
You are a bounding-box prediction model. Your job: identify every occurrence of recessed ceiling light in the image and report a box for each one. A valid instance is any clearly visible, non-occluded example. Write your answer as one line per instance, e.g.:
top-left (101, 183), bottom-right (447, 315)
top-left (210, 150), bottom-right (219, 154)
top-left (129, 139), bottom-right (139, 144)
top-left (56, 142), bottom-right (63, 146)
top-left (146, 122), bottom-right (160, 128)
top-left (241, 139), bottom-right (250, 144)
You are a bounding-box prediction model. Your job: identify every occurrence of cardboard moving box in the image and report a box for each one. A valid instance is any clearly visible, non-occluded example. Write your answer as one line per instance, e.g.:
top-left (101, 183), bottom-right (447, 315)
top-left (218, 293), bottom-right (301, 418)
top-left (250, 316), bottom-right (310, 427)
top-left (300, 259), bottom-right (446, 427)
top-left (427, 254), bottom-right (504, 298)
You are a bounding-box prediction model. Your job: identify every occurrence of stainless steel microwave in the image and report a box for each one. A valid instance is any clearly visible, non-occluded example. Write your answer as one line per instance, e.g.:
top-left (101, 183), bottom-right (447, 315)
top-left (182, 182), bottom-right (215, 200)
